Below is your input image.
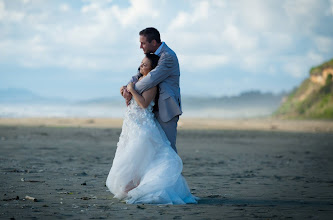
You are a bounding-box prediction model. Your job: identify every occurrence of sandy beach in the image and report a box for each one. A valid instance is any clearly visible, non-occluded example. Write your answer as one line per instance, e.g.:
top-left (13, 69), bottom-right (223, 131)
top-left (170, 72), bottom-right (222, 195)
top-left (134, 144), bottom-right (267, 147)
top-left (1, 118), bottom-right (333, 219)
top-left (1, 117), bottom-right (333, 133)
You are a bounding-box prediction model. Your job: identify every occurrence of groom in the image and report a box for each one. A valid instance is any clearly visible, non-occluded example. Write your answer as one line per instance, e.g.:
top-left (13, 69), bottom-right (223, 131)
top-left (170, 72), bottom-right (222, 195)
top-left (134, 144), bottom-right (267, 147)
top-left (120, 27), bottom-right (182, 153)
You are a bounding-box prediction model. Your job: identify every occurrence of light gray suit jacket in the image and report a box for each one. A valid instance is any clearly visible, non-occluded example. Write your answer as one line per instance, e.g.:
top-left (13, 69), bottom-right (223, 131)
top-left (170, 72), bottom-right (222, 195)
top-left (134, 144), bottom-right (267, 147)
top-left (130, 43), bottom-right (182, 122)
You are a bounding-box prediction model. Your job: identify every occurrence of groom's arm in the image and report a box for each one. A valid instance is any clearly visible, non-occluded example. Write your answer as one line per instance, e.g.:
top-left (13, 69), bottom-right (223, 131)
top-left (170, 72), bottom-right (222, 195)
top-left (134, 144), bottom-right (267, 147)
top-left (134, 53), bottom-right (174, 94)
top-left (128, 68), bottom-right (142, 84)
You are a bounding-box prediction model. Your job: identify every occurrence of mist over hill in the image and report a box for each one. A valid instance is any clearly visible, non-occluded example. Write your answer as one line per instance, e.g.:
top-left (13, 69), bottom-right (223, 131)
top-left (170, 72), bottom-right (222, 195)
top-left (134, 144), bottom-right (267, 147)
top-left (182, 91), bottom-right (286, 118)
top-left (182, 90), bottom-right (285, 109)
top-left (0, 88), bottom-right (68, 104)
top-left (0, 88), bottom-right (286, 118)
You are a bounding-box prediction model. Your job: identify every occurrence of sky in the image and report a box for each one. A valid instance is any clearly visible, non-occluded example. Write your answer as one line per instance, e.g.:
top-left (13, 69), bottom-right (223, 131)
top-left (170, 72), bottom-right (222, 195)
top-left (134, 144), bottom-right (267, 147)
top-left (1, 0), bottom-right (333, 100)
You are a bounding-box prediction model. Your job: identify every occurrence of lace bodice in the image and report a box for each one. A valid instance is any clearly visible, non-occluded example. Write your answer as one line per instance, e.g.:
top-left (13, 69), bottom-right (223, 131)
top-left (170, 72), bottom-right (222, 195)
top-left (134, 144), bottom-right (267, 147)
top-left (126, 98), bottom-right (155, 121)
top-left (119, 99), bottom-right (156, 143)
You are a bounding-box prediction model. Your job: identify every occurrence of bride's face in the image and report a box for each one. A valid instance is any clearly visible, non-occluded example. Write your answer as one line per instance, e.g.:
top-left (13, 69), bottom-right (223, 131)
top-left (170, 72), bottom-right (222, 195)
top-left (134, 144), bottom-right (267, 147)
top-left (140, 57), bottom-right (152, 76)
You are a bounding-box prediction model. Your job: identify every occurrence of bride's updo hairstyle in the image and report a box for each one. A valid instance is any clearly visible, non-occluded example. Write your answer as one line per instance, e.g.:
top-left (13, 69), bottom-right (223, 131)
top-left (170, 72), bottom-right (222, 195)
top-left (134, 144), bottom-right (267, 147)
top-left (145, 53), bottom-right (160, 71)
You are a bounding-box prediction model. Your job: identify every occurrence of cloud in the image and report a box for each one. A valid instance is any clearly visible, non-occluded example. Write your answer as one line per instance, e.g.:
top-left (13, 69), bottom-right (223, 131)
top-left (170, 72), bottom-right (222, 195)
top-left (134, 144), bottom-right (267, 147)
top-left (167, 0), bottom-right (333, 77)
top-left (59, 3), bottom-right (70, 12)
top-left (179, 54), bottom-right (229, 71)
top-left (222, 24), bottom-right (258, 51)
top-left (314, 35), bottom-right (333, 53)
top-left (111, 0), bottom-right (160, 27)
top-left (0, 0), bottom-right (25, 22)
top-left (1, 0), bottom-right (333, 99)
top-left (168, 1), bottom-right (210, 30)
top-left (283, 51), bottom-right (324, 78)
top-left (1, 0), bottom-right (332, 73)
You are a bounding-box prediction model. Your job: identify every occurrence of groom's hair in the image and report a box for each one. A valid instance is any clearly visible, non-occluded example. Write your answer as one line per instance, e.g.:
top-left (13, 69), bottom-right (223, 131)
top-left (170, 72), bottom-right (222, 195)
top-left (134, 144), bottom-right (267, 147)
top-left (139, 27), bottom-right (161, 43)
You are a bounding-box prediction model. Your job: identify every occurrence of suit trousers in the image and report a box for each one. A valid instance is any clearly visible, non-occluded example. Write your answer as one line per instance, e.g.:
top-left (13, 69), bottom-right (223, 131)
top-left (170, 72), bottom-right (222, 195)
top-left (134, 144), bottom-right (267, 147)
top-left (156, 113), bottom-right (179, 154)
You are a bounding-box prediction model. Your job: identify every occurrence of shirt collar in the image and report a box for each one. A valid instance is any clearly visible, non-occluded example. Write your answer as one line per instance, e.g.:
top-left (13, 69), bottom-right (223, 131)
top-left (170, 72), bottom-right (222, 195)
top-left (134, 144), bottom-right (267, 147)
top-left (154, 42), bottom-right (164, 56)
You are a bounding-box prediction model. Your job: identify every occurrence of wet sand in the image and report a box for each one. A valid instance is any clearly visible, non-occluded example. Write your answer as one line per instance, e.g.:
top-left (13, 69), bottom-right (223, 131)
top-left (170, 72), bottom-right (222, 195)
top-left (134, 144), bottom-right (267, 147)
top-left (1, 118), bottom-right (333, 219)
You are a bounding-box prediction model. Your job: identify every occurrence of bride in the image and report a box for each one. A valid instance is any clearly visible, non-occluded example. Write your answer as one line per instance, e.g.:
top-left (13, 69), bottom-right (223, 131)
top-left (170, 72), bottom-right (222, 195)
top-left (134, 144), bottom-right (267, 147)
top-left (106, 53), bottom-right (198, 204)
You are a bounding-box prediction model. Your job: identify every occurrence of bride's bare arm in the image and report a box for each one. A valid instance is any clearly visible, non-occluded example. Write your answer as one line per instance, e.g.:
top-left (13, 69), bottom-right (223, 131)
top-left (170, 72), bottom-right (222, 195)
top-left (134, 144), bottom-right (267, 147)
top-left (127, 82), bottom-right (157, 109)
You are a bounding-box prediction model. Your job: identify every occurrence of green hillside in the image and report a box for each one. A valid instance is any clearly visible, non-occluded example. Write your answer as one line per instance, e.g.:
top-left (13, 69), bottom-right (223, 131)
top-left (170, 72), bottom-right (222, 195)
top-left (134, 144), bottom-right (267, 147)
top-left (310, 58), bottom-right (333, 75)
top-left (274, 58), bottom-right (333, 119)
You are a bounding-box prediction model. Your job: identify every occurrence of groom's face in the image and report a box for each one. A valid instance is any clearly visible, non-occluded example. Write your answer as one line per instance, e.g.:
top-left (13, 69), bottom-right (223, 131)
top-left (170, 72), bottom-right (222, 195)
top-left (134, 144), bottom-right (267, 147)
top-left (140, 35), bottom-right (155, 54)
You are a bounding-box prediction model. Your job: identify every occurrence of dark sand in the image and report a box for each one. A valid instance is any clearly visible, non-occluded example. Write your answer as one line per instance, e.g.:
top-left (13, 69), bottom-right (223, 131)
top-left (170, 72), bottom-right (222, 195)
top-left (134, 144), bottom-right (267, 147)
top-left (1, 123), bottom-right (333, 219)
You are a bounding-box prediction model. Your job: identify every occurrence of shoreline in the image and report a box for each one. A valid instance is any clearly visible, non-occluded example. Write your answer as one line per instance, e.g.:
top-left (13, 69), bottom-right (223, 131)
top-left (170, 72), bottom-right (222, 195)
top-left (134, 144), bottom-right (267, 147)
top-left (0, 117), bottom-right (332, 133)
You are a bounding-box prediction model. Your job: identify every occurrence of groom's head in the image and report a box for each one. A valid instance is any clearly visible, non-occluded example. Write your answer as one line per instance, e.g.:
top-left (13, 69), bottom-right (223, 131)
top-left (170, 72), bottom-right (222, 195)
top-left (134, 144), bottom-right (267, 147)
top-left (139, 27), bottom-right (161, 54)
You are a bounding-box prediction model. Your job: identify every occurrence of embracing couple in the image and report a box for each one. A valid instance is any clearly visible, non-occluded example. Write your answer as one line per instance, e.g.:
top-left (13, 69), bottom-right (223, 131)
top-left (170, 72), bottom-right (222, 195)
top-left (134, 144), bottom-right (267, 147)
top-left (106, 27), bottom-right (198, 205)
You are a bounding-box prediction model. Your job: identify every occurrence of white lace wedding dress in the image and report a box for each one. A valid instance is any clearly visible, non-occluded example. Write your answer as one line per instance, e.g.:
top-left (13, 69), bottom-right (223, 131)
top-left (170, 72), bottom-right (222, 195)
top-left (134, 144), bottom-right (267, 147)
top-left (106, 99), bottom-right (198, 204)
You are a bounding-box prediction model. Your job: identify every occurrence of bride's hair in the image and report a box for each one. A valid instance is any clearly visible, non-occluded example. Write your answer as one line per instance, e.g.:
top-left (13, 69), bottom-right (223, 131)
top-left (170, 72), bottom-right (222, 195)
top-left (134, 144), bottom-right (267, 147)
top-left (145, 53), bottom-right (160, 70)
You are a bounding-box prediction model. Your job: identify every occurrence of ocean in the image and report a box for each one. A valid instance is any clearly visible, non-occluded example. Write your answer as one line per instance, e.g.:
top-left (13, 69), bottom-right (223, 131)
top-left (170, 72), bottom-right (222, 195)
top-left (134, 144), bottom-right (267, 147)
top-left (0, 103), bottom-right (276, 119)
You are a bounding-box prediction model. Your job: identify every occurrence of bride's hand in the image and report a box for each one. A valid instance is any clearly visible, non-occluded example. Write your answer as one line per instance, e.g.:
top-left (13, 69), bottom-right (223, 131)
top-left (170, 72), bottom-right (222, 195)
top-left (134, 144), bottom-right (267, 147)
top-left (123, 88), bottom-right (132, 106)
top-left (127, 82), bottom-right (134, 92)
top-left (120, 86), bottom-right (126, 96)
